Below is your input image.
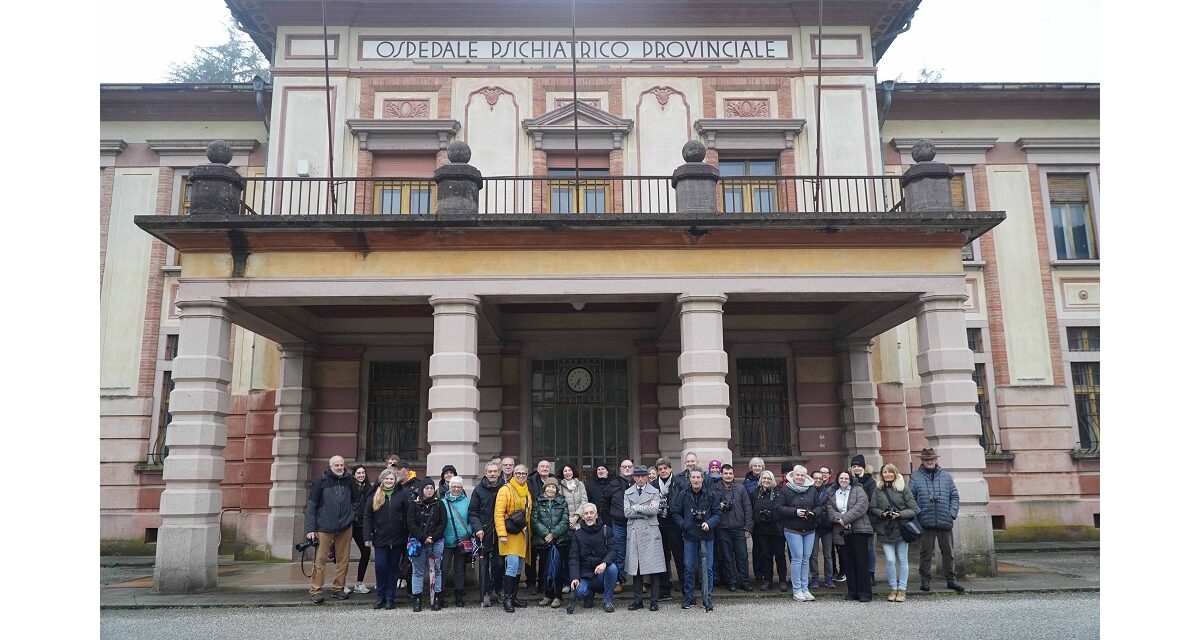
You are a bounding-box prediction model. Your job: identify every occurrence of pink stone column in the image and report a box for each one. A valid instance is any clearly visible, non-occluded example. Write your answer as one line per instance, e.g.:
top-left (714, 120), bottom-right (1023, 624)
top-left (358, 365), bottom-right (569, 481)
top-left (676, 294), bottom-right (732, 465)
top-left (154, 298), bottom-right (232, 592)
top-left (837, 338), bottom-right (883, 470)
top-left (426, 295), bottom-right (481, 485)
top-left (915, 293), bottom-right (997, 577)
top-left (265, 343), bottom-right (315, 560)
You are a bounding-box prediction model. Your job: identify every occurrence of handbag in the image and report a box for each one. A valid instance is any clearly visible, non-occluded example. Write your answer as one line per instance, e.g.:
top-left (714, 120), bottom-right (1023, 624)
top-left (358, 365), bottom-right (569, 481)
top-left (443, 499), bottom-right (476, 556)
top-left (882, 488), bottom-right (923, 543)
top-left (504, 488), bottom-right (529, 534)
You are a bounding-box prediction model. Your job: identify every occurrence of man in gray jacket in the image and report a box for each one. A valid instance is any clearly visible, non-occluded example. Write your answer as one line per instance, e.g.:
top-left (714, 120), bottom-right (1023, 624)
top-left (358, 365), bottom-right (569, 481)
top-left (714, 463), bottom-right (754, 591)
top-left (909, 448), bottom-right (965, 593)
top-left (304, 455), bottom-right (357, 603)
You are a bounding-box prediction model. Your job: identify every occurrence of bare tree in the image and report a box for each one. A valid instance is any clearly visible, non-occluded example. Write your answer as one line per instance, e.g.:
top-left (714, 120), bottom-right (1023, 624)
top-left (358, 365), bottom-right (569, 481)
top-left (895, 66), bottom-right (944, 83)
top-left (165, 19), bottom-right (270, 83)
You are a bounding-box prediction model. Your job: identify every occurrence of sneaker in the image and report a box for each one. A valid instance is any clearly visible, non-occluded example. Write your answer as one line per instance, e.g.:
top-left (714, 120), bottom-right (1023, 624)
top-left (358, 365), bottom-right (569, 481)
top-left (562, 585), bottom-right (571, 594)
top-left (538, 596), bottom-right (552, 606)
top-left (603, 601), bottom-right (615, 613)
top-left (681, 599), bottom-right (695, 610)
top-left (824, 579), bottom-right (835, 589)
top-left (342, 586), bottom-right (351, 594)
top-left (947, 580), bottom-right (966, 593)
top-left (887, 590), bottom-right (897, 602)
top-left (353, 582), bottom-right (370, 594)
top-left (331, 589), bottom-right (350, 600)
top-left (399, 578), bottom-right (408, 589)
top-left (803, 591), bottom-right (816, 602)
top-left (809, 579), bottom-right (819, 590)
top-left (550, 598), bottom-right (562, 608)
top-left (793, 591), bottom-right (806, 601)
top-left (895, 590), bottom-right (907, 602)
top-left (613, 584), bottom-right (623, 594)
top-left (834, 574), bottom-right (847, 582)
top-left (310, 593), bottom-right (325, 604)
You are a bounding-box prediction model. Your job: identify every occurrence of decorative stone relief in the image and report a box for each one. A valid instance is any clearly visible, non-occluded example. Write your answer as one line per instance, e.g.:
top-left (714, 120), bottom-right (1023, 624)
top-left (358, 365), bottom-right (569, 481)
top-left (382, 99), bottom-right (430, 119)
top-left (649, 86), bottom-right (679, 109)
top-left (723, 98), bottom-right (770, 118)
top-left (479, 86), bottom-right (509, 110)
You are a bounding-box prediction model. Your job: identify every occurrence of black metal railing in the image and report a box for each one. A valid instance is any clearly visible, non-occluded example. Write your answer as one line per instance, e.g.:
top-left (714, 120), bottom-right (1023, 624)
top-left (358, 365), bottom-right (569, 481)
top-left (236, 175), bottom-right (904, 216)
top-left (715, 176), bottom-right (903, 214)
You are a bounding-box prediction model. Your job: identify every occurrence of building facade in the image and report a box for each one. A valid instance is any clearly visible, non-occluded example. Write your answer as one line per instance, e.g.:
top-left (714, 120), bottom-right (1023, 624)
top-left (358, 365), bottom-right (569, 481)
top-left (97, 0), bottom-right (1098, 592)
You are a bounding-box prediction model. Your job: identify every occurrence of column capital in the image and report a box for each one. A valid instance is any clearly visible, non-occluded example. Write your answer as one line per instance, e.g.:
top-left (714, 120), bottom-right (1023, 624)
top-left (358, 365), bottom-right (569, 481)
top-left (175, 298), bottom-right (232, 317)
top-left (429, 294), bottom-right (481, 309)
top-left (677, 293), bottom-right (727, 307)
top-left (276, 343), bottom-right (318, 358)
top-left (835, 337), bottom-right (875, 353)
top-left (917, 293), bottom-right (969, 311)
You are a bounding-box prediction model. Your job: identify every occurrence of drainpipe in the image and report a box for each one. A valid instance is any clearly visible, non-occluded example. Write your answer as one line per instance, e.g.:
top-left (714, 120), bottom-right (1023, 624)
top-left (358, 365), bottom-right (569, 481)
top-left (878, 79), bottom-right (895, 129)
top-left (252, 75), bottom-right (270, 134)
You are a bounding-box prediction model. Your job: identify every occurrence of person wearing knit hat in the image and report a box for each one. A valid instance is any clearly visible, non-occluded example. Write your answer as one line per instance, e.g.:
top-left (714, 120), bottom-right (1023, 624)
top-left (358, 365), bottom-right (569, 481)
top-left (532, 474), bottom-right (571, 607)
top-left (848, 455), bottom-right (877, 587)
top-left (437, 465), bottom-right (459, 498)
top-left (408, 477), bottom-right (448, 611)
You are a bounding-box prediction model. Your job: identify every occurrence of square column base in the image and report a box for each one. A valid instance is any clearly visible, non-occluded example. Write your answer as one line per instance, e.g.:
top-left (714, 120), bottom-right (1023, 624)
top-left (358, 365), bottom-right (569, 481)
top-left (153, 523), bottom-right (221, 593)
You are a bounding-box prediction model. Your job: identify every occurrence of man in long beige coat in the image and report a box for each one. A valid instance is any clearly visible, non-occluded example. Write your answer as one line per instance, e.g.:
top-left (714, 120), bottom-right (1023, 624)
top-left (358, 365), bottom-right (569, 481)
top-left (624, 465), bottom-right (667, 611)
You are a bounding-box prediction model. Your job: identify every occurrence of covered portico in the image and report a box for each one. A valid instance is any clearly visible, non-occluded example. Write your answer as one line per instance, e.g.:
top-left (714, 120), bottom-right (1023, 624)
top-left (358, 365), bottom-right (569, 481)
top-left (138, 140), bottom-right (1002, 592)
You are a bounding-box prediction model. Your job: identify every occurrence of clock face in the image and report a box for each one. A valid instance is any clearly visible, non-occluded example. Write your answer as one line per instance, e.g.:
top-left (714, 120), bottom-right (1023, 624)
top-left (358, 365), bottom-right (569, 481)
top-left (566, 366), bottom-right (593, 393)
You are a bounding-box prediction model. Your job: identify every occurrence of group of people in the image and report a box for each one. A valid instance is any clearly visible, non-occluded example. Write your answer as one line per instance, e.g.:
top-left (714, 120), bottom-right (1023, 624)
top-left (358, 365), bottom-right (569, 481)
top-left (303, 447), bottom-right (966, 612)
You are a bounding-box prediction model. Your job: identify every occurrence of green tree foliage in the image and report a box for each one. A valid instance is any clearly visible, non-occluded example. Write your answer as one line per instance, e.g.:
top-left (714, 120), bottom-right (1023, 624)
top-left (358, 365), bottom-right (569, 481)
top-left (165, 19), bottom-right (270, 83)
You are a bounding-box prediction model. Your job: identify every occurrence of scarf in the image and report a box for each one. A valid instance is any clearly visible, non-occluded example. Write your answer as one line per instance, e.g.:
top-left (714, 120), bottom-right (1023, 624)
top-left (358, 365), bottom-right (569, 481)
top-left (786, 479), bottom-right (810, 494)
top-left (383, 487), bottom-right (393, 498)
top-left (506, 477), bottom-right (531, 505)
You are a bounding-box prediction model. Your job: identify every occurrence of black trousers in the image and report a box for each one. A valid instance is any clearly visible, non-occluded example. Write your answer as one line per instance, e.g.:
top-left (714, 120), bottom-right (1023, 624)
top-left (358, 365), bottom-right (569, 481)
top-left (839, 532), bottom-right (873, 601)
top-left (659, 521), bottom-right (685, 592)
top-left (752, 532), bottom-right (787, 583)
top-left (352, 524), bottom-right (371, 583)
top-left (442, 543), bottom-right (467, 592)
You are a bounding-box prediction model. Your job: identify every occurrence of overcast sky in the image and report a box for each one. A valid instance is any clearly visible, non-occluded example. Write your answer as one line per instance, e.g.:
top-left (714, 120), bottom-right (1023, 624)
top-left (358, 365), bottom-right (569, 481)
top-left (100, 0), bottom-right (1099, 83)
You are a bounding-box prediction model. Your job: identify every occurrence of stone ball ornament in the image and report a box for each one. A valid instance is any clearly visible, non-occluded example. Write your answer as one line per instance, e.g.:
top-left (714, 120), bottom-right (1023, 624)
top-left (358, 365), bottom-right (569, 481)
top-left (447, 141), bottom-right (472, 164)
top-left (206, 139), bottom-right (234, 165)
top-left (911, 139), bottom-right (937, 163)
top-left (682, 140), bottom-right (707, 163)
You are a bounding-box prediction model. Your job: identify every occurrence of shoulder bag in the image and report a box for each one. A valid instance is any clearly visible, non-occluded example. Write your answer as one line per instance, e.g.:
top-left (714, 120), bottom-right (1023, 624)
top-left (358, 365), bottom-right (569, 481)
top-left (883, 488), bottom-right (923, 543)
top-left (504, 488), bottom-right (529, 534)
top-left (444, 500), bottom-right (476, 556)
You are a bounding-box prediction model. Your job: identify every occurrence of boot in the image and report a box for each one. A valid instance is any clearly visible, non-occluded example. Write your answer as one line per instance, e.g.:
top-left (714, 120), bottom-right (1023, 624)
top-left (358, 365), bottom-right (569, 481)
top-left (454, 590), bottom-right (465, 607)
top-left (512, 580), bottom-right (528, 608)
top-left (385, 599), bottom-right (395, 610)
top-left (373, 599), bottom-right (386, 609)
top-left (895, 590), bottom-right (907, 602)
top-left (412, 593), bottom-right (423, 612)
top-left (481, 591), bottom-right (491, 608)
top-left (431, 591), bottom-right (444, 611)
top-left (502, 576), bottom-right (515, 613)
top-left (947, 579), bottom-right (965, 593)
top-left (649, 575), bottom-right (660, 611)
top-left (565, 594), bottom-right (577, 614)
top-left (887, 590), bottom-right (897, 602)
top-left (701, 595), bottom-right (713, 612)
top-left (919, 578), bottom-right (931, 591)
top-left (628, 575), bottom-right (644, 610)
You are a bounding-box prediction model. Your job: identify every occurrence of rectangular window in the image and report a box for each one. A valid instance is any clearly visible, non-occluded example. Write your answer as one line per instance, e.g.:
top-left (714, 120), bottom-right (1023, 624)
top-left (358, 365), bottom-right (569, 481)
top-left (373, 155), bottom-right (436, 215)
top-left (164, 334), bottom-right (179, 360)
top-left (1071, 362), bottom-right (1100, 452)
top-left (1067, 326), bottom-right (1100, 352)
top-left (548, 167), bottom-right (611, 213)
top-left (972, 364), bottom-right (998, 454)
top-left (720, 159), bottom-right (779, 213)
top-left (966, 328), bottom-right (984, 353)
top-left (1048, 174), bottom-right (1098, 260)
top-left (179, 178), bottom-right (192, 216)
top-left (365, 361), bottom-right (422, 461)
top-left (952, 174), bottom-right (975, 260)
top-left (736, 358), bottom-right (791, 457)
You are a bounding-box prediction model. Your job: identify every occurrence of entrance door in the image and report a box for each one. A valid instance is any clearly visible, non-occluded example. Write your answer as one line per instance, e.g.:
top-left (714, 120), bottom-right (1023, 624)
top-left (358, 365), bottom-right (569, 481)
top-left (531, 358), bottom-right (629, 471)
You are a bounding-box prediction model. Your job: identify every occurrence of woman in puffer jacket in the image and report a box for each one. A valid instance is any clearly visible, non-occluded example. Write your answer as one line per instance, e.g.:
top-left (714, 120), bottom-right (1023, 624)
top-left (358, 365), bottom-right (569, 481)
top-left (869, 463), bottom-right (920, 603)
top-left (750, 470), bottom-right (787, 591)
top-left (775, 465), bottom-right (823, 602)
top-left (531, 477), bottom-right (572, 608)
top-left (408, 477), bottom-right (448, 611)
top-left (363, 469), bottom-right (408, 610)
top-left (828, 471), bottom-right (873, 602)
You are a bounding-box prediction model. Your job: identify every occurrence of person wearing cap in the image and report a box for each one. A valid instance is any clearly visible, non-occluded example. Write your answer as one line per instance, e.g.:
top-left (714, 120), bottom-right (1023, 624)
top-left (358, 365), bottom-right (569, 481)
top-left (437, 464), bottom-right (459, 499)
top-left (849, 454), bottom-right (878, 585)
top-left (441, 475), bottom-right (472, 607)
top-left (531, 476), bottom-right (571, 607)
top-left (776, 465), bottom-right (823, 601)
top-left (495, 463), bottom-right (535, 613)
top-left (623, 465), bottom-right (667, 611)
top-left (909, 447), bottom-right (965, 593)
top-left (707, 459), bottom-right (724, 484)
top-left (587, 462), bottom-right (615, 526)
top-left (525, 459), bottom-right (556, 594)
top-left (408, 477), bottom-right (448, 611)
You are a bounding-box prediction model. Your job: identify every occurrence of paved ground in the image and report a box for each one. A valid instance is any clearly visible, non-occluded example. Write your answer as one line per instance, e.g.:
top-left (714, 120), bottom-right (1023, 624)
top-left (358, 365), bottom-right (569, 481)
top-left (100, 591), bottom-right (1100, 639)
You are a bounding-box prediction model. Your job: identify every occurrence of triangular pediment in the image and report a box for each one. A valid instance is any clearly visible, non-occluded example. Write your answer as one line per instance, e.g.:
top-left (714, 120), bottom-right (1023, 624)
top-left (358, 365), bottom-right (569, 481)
top-left (523, 101), bottom-right (633, 132)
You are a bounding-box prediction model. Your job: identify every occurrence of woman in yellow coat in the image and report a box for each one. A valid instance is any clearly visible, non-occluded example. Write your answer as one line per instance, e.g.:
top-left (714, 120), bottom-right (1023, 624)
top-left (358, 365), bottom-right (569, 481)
top-left (494, 464), bottom-right (534, 613)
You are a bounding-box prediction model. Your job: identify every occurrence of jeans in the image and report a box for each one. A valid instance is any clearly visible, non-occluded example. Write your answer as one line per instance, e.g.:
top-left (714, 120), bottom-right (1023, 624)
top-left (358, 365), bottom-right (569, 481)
top-left (715, 528), bottom-right (750, 587)
top-left (441, 540), bottom-right (466, 592)
top-left (681, 538), bottom-right (715, 602)
top-left (919, 528), bottom-right (957, 581)
top-left (809, 530), bottom-right (835, 582)
top-left (373, 545), bottom-right (402, 603)
top-left (881, 540), bottom-right (910, 590)
top-left (504, 553), bottom-right (526, 578)
top-left (783, 530), bottom-right (815, 593)
top-left (410, 541), bottom-right (443, 595)
top-left (574, 563), bottom-right (619, 603)
top-left (611, 523), bottom-right (627, 580)
top-left (309, 526), bottom-right (353, 596)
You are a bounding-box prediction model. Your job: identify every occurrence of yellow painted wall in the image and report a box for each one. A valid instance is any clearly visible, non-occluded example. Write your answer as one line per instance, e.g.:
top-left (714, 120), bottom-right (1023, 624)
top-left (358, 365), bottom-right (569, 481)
top-left (882, 119), bottom-right (1099, 141)
top-left (100, 121), bottom-right (267, 145)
